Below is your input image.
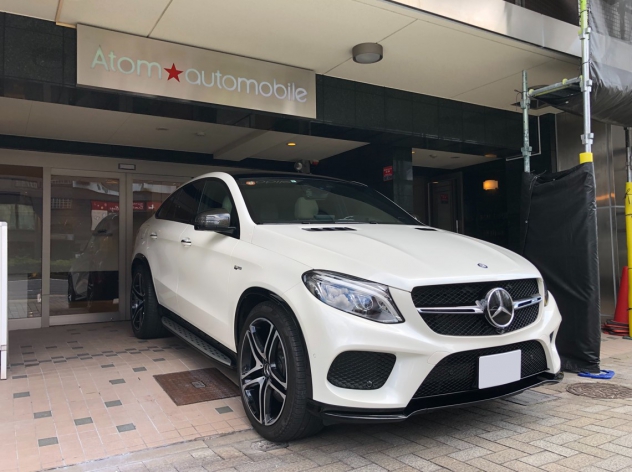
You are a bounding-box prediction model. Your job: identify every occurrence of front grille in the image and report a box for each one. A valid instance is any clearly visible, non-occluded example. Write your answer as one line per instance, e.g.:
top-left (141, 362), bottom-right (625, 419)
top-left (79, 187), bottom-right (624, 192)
top-left (412, 279), bottom-right (539, 308)
top-left (413, 340), bottom-right (547, 399)
top-left (420, 303), bottom-right (539, 336)
top-left (327, 351), bottom-right (396, 390)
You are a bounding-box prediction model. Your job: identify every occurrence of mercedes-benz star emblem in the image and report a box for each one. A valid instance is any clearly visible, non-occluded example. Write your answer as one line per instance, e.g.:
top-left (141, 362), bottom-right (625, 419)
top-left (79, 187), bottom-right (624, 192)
top-left (484, 288), bottom-right (514, 329)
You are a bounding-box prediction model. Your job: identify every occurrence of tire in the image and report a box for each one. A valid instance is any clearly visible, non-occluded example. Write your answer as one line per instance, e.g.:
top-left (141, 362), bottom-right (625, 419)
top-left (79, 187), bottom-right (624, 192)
top-left (238, 301), bottom-right (323, 442)
top-left (130, 262), bottom-right (168, 339)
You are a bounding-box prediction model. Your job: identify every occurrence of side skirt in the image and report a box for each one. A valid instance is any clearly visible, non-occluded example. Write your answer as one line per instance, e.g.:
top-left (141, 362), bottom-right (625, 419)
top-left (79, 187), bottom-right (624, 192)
top-left (160, 308), bottom-right (237, 368)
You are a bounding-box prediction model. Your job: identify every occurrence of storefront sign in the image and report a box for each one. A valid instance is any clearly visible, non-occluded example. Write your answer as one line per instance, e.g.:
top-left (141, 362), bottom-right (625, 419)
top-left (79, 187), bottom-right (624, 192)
top-left (383, 165), bottom-right (394, 181)
top-left (77, 25), bottom-right (316, 118)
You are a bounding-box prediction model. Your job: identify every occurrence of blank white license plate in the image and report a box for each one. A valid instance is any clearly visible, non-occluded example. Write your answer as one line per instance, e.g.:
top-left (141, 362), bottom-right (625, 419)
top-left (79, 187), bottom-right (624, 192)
top-left (478, 350), bottom-right (521, 389)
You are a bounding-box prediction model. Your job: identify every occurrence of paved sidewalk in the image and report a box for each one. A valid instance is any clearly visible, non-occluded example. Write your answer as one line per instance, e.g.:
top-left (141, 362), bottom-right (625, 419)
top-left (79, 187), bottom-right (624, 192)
top-left (52, 335), bottom-right (632, 472)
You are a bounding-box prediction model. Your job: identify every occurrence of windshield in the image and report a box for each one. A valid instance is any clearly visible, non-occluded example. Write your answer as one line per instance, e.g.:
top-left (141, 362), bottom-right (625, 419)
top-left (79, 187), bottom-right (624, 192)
top-left (237, 177), bottom-right (419, 225)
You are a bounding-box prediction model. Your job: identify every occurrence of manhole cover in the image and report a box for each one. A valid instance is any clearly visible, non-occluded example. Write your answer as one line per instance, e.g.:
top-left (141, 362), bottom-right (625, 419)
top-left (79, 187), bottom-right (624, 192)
top-left (567, 383), bottom-right (632, 399)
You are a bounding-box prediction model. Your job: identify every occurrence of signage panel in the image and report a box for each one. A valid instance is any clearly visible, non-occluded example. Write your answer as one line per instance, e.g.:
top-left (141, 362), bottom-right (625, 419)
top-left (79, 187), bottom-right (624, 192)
top-left (77, 25), bottom-right (316, 118)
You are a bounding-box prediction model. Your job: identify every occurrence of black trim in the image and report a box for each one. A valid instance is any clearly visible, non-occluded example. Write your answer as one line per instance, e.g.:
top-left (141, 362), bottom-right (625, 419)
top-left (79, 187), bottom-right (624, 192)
top-left (160, 307), bottom-right (237, 367)
top-left (309, 371), bottom-right (562, 424)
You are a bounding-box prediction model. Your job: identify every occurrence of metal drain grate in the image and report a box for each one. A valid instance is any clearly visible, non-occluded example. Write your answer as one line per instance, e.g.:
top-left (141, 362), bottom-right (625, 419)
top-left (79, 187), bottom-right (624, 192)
top-left (567, 383), bottom-right (632, 399)
top-left (154, 368), bottom-right (239, 406)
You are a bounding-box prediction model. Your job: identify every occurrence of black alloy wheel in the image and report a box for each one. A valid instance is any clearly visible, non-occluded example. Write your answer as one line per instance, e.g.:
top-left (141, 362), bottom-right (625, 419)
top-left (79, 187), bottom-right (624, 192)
top-left (238, 301), bottom-right (323, 441)
top-left (131, 271), bottom-right (145, 332)
top-left (240, 318), bottom-right (288, 426)
top-left (130, 263), bottom-right (167, 339)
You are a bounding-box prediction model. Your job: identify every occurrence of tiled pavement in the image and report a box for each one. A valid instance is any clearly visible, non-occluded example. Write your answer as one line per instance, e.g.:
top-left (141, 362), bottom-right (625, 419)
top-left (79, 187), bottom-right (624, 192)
top-left (1, 322), bottom-right (249, 472)
top-left (4, 323), bottom-right (632, 472)
top-left (41, 334), bottom-right (632, 472)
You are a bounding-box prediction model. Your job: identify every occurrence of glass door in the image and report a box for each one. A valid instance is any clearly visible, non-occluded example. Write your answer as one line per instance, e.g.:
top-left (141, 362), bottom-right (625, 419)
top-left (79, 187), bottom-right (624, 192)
top-left (50, 173), bottom-right (123, 323)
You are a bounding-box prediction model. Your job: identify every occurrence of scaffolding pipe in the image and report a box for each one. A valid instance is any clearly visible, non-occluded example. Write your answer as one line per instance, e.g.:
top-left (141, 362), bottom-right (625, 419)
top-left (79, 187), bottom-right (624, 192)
top-left (580, 0), bottom-right (593, 163)
top-left (529, 77), bottom-right (581, 99)
top-left (521, 70), bottom-right (532, 173)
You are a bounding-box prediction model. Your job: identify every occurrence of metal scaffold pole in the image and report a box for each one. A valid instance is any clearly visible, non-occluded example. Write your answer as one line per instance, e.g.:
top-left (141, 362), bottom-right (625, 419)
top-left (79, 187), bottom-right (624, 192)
top-left (579, 0), bottom-right (594, 163)
top-left (521, 70), bottom-right (531, 173)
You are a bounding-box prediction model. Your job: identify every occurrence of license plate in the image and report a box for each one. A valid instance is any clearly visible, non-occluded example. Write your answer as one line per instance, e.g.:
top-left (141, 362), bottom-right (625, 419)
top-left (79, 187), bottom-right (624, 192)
top-left (478, 350), bottom-right (521, 389)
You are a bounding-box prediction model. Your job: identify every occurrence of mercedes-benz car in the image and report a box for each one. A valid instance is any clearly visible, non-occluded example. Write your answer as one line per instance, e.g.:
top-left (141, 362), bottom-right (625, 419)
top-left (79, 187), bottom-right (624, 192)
top-left (131, 171), bottom-right (562, 441)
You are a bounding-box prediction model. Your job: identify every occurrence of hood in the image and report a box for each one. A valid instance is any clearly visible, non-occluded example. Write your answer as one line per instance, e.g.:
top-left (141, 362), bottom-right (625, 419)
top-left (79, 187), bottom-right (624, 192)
top-left (252, 225), bottom-right (540, 292)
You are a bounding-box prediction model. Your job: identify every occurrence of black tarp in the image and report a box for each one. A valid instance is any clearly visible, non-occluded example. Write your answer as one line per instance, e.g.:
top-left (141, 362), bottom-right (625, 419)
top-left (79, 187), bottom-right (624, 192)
top-left (520, 163), bottom-right (601, 373)
top-left (537, 0), bottom-right (632, 127)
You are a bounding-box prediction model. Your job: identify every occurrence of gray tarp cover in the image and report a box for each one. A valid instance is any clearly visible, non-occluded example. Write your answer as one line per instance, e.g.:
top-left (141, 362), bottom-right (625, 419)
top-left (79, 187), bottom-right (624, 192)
top-left (520, 163), bottom-right (601, 373)
top-left (538, 0), bottom-right (632, 127)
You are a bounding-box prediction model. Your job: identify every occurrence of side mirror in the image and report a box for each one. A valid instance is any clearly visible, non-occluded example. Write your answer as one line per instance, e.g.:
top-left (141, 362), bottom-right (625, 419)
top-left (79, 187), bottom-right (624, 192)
top-left (194, 209), bottom-right (235, 234)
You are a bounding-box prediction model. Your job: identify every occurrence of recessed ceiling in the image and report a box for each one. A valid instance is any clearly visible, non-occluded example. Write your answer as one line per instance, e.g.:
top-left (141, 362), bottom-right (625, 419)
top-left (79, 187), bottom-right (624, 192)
top-left (413, 148), bottom-right (499, 169)
top-left (0, 97), bottom-right (367, 162)
top-left (0, 0), bottom-right (579, 113)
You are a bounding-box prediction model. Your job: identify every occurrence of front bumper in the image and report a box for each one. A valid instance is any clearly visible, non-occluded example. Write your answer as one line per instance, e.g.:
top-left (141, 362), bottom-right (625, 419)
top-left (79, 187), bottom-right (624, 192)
top-left (310, 372), bottom-right (563, 424)
top-left (283, 280), bottom-right (563, 411)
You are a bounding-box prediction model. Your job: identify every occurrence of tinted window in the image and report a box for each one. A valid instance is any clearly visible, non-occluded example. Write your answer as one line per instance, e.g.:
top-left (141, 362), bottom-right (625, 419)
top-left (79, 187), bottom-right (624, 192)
top-left (237, 177), bottom-right (418, 225)
top-left (156, 181), bottom-right (202, 224)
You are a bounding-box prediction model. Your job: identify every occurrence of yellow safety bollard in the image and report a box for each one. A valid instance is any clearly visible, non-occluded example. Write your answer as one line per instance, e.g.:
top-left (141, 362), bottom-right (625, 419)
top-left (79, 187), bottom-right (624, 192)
top-left (627, 182), bottom-right (632, 336)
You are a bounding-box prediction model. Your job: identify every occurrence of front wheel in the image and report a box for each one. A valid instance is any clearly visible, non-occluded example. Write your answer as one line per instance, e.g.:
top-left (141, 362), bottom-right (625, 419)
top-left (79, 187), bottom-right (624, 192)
top-left (238, 301), bottom-right (323, 441)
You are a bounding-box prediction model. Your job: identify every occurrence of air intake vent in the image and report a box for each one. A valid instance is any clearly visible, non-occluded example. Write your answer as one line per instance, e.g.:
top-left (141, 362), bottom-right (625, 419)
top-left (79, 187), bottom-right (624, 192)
top-left (302, 227), bottom-right (356, 232)
top-left (415, 227), bottom-right (437, 232)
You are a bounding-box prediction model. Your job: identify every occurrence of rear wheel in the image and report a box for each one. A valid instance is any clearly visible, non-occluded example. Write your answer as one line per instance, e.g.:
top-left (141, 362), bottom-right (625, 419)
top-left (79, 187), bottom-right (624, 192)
top-left (130, 263), bottom-right (167, 339)
top-left (238, 301), bottom-right (323, 441)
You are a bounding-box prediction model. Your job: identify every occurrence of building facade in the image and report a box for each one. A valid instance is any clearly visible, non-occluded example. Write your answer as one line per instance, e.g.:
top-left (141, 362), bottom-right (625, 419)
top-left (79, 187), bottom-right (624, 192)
top-left (1, 0), bottom-right (620, 329)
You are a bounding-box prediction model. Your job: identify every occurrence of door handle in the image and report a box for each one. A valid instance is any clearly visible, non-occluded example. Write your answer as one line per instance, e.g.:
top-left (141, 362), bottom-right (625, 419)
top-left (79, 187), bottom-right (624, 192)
top-left (181, 238), bottom-right (192, 246)
top-left (149, 232), bottom-right (158, 239)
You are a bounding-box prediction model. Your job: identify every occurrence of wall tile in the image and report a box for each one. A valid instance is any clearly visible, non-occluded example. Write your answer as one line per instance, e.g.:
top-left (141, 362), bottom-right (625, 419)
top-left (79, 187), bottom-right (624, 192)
top-left (5, 27), bottom-right (63, 83)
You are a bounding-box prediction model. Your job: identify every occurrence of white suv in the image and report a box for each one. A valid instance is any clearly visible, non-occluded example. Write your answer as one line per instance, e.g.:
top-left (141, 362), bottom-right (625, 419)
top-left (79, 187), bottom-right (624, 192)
top-left (131, 171), bottom-right (563, 441)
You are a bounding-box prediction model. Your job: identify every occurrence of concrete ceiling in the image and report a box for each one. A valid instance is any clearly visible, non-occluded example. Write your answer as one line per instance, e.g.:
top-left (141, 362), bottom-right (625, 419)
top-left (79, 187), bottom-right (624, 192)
top-left (0, 0), bottom-right (579, 113)
top-left (413, 148), bottom-right (499, 169)
top-left (0, 97), bottom-right (367, 161)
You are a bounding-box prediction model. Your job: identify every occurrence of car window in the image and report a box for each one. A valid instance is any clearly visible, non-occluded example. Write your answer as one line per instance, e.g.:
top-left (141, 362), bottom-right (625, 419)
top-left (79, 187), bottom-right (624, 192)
top-left (237, 177), bottom-right (418, 225)
top-left (156, 181), bottom-right (203, 224)
top-left (198, 179), bottom-right (240, 236)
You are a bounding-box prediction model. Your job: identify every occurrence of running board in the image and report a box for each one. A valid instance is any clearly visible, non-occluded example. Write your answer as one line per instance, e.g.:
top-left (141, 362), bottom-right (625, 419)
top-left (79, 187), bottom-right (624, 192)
top-left (161, 317), bottom-right (233, 367)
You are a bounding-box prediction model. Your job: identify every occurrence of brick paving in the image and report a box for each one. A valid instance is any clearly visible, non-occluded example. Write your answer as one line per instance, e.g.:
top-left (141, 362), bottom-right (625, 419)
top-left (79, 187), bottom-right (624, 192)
top-left (49, 335), bottom-right (632, 472)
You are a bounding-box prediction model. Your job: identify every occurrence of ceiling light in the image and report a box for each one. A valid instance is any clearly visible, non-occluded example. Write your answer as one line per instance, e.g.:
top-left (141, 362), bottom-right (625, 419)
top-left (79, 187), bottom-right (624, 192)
top-left (411, 151), bottom-right (415, 154)
top-left (287, 142), bottom-right (297, 146)
top-left (484, 153), bottom-right (497, 158)
top-left (483, 180), bottom-right (499, 191)
top-left (352, 43), bottom-right (383, 64)
top-left (156, 127), bottom-right (169, 131)
top-left (195, 131), bottom-right (206, 137)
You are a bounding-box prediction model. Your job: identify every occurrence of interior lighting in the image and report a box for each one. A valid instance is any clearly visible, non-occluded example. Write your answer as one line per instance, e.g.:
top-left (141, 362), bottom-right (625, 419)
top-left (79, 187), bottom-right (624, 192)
top-left (484, 153), bottom-right (497, 158)
top-left (352, 43), bottom-right (383, 64)
top-left (483, 180), bottom-right (499, 191)
top-left (287, 142), bottom-right (297, 146)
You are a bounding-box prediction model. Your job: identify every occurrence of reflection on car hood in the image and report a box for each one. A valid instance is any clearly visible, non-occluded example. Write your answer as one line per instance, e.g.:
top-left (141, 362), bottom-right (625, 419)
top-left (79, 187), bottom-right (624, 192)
top-left (252, 225), bottom-right (540, 292)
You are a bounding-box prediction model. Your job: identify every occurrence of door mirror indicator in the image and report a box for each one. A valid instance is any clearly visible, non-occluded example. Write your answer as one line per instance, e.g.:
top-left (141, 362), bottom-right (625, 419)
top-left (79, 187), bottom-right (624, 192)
top-left (194, 209), bottom-right (235, 234)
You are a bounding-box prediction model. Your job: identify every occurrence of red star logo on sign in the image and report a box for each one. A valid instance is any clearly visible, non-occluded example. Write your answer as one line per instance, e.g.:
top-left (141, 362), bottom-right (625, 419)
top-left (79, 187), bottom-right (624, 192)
top-left (164, 63), bottom-right (183, 82)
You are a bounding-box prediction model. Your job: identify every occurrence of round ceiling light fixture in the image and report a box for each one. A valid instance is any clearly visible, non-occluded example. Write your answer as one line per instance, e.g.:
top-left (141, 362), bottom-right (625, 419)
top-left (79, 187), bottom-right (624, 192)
top-left (352, 43), bottom-right (383, 64)
top-left (485, 153), bottom-right (497, 158)
top-left (287, 142), bottom-right (297, 146)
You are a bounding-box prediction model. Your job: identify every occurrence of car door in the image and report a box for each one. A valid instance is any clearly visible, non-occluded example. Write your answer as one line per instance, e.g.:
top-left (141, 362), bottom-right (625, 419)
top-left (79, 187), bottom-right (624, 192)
top-left (177, 178), bottom-right (239, 347)
top-left (147, 181), bottom-right (202, 314)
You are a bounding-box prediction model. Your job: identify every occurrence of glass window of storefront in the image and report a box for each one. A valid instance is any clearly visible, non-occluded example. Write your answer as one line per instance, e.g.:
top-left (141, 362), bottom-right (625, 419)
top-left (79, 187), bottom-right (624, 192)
top-left (0, 165), bottom-right (43, 320)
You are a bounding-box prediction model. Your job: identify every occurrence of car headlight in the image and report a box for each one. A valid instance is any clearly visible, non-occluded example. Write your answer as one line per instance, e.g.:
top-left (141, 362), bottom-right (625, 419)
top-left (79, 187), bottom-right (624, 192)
top-left (302, 270), bottom-right (404, 324)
